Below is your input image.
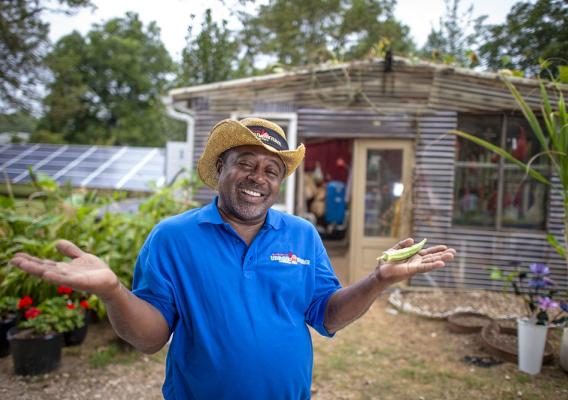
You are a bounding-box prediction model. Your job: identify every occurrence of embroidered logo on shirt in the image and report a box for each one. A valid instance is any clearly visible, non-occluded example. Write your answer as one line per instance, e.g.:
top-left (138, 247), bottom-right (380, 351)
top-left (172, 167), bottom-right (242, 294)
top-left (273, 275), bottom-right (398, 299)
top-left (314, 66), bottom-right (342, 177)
top-left (270, 252), bottom-right (311, 265)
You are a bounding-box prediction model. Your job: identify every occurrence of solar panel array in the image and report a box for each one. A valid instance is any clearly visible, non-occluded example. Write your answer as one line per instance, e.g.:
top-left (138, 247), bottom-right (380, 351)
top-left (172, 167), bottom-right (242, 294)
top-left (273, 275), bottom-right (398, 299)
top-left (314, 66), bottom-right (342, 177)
top-left (0, 143), bottom-right (165, 192)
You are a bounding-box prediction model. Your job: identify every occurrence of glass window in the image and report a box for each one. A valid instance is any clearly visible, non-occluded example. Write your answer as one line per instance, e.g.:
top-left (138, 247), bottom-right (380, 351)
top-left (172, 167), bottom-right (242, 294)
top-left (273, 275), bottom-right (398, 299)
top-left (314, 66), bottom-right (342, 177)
top-left (501, 167), bottom-right (547, 230)
top-left (453, 115), bottom-right (501, 228)
top-left (456, 115), bottom-right (501, 164)
top-left (364, 149), bottom-right (403, 236)
top-left (453, 164), bottom-right (498, 227)
top-left (453, 114), bottom-right (549, 231)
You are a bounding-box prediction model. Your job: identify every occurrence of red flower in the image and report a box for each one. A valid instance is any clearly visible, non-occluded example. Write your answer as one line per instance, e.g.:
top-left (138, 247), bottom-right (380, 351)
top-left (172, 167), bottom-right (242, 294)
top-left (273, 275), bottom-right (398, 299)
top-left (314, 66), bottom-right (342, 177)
top-left (66, 303), bottom-right (75, 310)
top-left (57, 286), bottom-right (73, 295)
top-left (24, 307), bottom-right (41, 320)
top-left (79, 300), bottom-right (90, 310)
top-left (17, 296), bottom-right (33, 310)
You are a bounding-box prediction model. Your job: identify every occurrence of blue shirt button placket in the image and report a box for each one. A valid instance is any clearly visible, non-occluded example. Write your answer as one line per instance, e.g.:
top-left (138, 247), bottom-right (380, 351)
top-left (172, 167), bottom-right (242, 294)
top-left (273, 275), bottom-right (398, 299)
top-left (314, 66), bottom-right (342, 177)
top-left (243, 249), bottom-right (255, 278)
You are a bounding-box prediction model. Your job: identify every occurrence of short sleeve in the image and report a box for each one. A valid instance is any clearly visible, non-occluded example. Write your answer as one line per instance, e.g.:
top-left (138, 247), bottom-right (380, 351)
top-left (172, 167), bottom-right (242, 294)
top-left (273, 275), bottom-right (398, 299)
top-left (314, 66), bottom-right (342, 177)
top-left (132, 229), bottom-right (179, 333)
top-left (304, 240), bottom-right (342, 337)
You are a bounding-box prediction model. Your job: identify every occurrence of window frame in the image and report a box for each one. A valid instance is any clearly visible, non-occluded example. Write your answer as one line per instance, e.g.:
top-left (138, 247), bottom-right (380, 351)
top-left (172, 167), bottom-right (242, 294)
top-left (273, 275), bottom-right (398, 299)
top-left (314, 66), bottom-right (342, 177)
top-left (453, 112), bottom-right (550, 232)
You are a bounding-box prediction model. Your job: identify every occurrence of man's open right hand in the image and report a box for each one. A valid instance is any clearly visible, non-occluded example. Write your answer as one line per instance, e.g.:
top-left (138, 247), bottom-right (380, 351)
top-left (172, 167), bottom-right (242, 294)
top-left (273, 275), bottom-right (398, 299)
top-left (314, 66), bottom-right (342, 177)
top-left (10, 240), bottom-right (120, 301)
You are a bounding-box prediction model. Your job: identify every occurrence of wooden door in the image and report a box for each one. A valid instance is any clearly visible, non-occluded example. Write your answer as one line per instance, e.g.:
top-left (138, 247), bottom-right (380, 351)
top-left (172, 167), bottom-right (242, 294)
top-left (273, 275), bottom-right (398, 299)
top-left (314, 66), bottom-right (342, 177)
top-left (349, 139), bottom-right (414, 282)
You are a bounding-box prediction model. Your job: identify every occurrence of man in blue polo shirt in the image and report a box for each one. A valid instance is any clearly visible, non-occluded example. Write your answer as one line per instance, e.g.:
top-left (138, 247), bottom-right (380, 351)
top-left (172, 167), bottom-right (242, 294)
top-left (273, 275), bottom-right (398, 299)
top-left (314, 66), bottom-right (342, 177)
top-left (11, 118), bottom-right (456, 399)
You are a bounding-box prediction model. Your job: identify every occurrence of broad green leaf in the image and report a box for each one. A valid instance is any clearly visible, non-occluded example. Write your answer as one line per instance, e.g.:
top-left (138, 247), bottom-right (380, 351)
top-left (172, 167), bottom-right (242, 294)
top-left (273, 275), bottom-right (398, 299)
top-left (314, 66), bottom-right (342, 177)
top-left (539, 58), bottom-right (551, 70)
top-left (489, 267), bottom-right (503, 281)
top-left (0, 195), bottom-right (15, 210)
top-left (558, 65), bottom-right (568, 84)
top-left (501, 75), bottom-right (550, 158)
top-left (547, 233), bottom-right (566, 258)
top-left (540, 82), bottom-right (559, 150)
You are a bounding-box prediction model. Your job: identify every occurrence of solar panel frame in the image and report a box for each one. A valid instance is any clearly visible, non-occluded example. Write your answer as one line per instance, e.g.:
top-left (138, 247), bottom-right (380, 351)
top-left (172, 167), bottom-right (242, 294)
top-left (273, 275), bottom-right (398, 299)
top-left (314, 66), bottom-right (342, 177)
top-left (1, 143), bottom-right (166, 192)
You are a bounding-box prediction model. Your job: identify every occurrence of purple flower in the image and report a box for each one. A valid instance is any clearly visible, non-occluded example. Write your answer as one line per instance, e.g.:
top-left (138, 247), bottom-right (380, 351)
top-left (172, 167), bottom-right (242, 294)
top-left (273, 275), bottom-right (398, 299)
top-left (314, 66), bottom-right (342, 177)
top-left (538, 296), bottom-right (559, 311)
top-left (529, 263), bottom-right (550, 276)
top-left (528, 277), bottom-right (554, 289)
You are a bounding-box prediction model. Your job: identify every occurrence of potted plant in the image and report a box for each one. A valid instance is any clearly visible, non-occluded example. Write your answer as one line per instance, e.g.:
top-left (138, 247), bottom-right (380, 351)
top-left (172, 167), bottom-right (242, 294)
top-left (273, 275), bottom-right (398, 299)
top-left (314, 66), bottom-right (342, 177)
top-left (0, 296), bottom-right (18, 357)
top-left (8, 296), bottom-right (85, 375)
top-left (492, 263), bottom-right (566, 374)
top-left (57, 286), bottom-right (90, 346)
top-left (556, 303), bottom-right (568, 372)
top-left (56, 285), bottom-right (90, 346)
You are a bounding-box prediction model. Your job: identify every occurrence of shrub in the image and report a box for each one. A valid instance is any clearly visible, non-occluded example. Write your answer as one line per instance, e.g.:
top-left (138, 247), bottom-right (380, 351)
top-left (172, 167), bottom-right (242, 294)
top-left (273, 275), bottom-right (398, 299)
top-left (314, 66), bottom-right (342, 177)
top-left (0, 171), bottom-right (200, 317)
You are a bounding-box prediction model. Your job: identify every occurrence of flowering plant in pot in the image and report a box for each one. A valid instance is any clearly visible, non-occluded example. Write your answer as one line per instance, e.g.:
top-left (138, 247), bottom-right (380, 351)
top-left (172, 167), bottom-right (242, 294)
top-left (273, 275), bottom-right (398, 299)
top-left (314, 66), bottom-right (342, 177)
top-left (8, 295), bottom-right (86, 375)
top-left (491, 262), bottom-right (567, 374)
top-left (56, 285), bottom-right (90, 346)
top-left (0, 296), bottom-right (18, 357)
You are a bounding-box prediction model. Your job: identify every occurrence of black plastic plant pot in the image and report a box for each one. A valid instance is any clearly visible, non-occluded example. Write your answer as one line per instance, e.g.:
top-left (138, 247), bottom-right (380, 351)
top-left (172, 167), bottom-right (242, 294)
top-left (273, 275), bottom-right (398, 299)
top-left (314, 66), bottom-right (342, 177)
top-left (64, 320), bottom-right (88, 347)
top-left (7, 328), bottom-right (63, 375)
top-left (0, 315), bottom-right (17, 357)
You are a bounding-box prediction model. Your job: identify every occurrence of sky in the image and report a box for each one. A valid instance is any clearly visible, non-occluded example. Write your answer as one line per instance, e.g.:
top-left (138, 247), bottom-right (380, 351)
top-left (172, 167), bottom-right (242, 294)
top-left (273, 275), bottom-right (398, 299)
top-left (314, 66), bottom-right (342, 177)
top-left (47, 0), bottom-right (523, 60)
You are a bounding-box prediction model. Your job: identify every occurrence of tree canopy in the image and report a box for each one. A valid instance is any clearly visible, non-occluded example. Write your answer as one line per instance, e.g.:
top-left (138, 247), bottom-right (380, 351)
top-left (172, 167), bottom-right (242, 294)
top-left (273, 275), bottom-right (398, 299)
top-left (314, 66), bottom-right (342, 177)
top-left (0, 0), bottom-right (92, 113)
top-left (479, 0), bottom-right (568, 75)
top-left (238, 0), bottom-right (414, 67)
top-left (3, 0), bottom-right (568, 147)
top-left (0, 111), bottom-right (37, 134)
top-left (178, 9), bottom-right (239, 86)
top-left (420, 0), bottom-right (487, 67)
top-left (36, 12), bottom-right (182, 146)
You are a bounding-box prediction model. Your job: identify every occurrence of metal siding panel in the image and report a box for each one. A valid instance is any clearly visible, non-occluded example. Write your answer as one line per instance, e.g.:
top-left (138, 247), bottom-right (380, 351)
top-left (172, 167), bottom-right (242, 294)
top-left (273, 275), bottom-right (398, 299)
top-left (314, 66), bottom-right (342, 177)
top-left (297, 109), bottom-right (415, 138)
top-left (192, 111), bottom-right (228, 205)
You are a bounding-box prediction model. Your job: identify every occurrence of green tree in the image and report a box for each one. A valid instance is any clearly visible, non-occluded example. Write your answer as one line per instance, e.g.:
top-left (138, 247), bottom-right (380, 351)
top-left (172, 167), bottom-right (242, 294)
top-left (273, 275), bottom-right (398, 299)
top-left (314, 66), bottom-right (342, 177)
top-left (339, 0), bottom-right (413, 60)
top-left (37, 12), bottom-right (181, 146)
top-left (0, 0), bottom-right (92, 113)
top-left (478, 0), bottom-right (568, 76)
top-left (238, 0), bottom-right (414, 68)
top-left (178, 9), bottom-right (239, 86)
top-left (420, 0), bottom-right (487, 67)
top-left (0, 111), bottom-right (37, 133)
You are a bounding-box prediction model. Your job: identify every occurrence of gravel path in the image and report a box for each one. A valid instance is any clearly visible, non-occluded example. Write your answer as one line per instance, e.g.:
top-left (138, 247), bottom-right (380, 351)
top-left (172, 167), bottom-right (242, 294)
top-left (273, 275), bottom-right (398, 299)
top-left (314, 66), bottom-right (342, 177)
top-left (0, 320), bottom-right (165, 399)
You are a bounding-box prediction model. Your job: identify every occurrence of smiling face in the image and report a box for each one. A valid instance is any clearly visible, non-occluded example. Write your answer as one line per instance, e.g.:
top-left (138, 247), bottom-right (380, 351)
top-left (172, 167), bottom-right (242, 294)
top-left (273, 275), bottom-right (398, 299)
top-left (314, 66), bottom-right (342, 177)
top-left (216, 145), bottom-right (286, 224)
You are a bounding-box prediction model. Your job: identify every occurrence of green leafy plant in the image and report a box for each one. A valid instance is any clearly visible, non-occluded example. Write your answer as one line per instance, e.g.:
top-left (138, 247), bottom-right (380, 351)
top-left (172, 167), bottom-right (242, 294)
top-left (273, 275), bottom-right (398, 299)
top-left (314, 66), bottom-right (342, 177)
top-left (490, 262), bottom-right (567, 325)
top-left (0, 296), bottom-right (18, 321)
top-left (1, 171), bottom-right (201, 318)
top-left (17, 296), bottom-right (85, 336)
top-left (449, 69), bottom-right (568, 266)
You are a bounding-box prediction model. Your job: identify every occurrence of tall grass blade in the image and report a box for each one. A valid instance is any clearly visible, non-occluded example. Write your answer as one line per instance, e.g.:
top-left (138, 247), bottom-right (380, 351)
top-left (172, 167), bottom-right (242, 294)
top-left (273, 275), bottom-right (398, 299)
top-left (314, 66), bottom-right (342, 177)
top-left (501, 76), bottom-right (550, 157)
top-left (449, 129), bottom-right (549, 185)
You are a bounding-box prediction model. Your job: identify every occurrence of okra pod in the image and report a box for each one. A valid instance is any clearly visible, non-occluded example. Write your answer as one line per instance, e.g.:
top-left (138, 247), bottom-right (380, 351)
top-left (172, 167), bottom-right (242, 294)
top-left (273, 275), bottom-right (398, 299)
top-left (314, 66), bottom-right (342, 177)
top-left (377, 238), bottom-right (428, 262)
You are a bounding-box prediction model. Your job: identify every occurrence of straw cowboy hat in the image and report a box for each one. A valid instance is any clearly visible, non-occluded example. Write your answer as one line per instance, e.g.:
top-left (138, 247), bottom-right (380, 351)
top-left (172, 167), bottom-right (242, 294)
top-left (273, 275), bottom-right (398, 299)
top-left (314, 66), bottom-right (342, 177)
top-left (197, 117), bottom-right (305, 189)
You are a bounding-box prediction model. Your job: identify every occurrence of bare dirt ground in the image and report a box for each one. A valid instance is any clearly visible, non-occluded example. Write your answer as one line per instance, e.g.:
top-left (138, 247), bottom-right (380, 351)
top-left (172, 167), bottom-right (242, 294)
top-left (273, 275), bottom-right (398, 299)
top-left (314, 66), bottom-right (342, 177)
top-left (1, 291), bottom-right (567, 400)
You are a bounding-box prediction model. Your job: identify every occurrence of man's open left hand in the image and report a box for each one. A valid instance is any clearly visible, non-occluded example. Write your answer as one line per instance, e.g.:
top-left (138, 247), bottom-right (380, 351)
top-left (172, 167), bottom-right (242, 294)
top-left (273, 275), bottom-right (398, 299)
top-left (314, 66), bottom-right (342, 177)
top-left (375, 238), bottom-right (456, 285)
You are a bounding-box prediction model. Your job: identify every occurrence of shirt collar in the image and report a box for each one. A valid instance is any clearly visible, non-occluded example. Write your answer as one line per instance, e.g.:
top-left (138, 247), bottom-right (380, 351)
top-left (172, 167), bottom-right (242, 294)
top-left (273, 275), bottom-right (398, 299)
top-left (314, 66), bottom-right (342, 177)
top-left (196, 196), bottom-right (285, 230)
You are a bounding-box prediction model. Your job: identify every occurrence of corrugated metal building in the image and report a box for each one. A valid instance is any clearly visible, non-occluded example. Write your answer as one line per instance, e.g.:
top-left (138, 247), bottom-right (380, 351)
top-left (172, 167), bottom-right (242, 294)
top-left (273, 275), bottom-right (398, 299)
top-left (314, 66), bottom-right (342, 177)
top-left (168, 56), bottom-right (567, 291)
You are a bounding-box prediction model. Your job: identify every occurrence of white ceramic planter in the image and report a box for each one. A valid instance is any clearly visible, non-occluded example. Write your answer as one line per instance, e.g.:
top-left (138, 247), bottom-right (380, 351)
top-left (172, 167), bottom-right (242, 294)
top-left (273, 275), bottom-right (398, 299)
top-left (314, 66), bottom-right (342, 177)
top-left (560, 327), bottom-right (568, 373)
top-left (517, 318), bottom-right (548, 375)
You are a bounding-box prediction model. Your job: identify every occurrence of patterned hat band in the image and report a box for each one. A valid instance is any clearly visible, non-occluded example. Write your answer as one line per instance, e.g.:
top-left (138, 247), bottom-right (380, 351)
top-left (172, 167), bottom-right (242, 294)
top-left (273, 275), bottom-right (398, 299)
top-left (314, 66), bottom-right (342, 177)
top-left (247, 125), bottom-right (289, 151)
